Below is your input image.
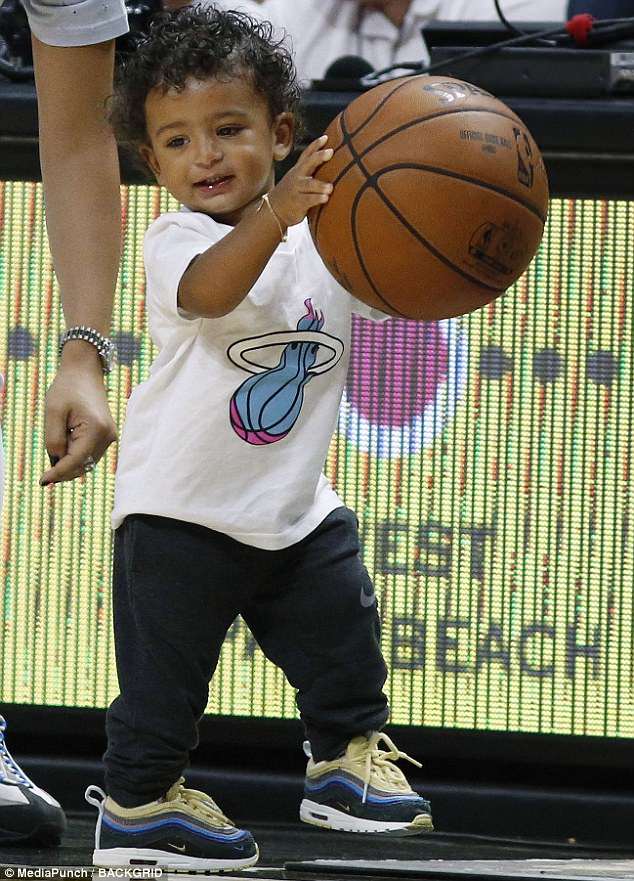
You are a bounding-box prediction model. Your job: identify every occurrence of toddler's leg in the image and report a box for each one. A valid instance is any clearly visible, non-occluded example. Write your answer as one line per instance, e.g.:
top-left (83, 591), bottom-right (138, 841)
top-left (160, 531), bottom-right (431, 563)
top-left (242, 507), bottom-right (431, 836)
top-left (241, 506), bottom-right (388, 762)
top-left (104, 515), bottom-right (244, 806)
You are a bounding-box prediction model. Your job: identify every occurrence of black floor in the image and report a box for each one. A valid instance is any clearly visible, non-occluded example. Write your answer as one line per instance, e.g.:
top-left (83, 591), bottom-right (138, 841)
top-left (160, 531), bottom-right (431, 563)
top-left (1, 813), bottom-right (633, 878)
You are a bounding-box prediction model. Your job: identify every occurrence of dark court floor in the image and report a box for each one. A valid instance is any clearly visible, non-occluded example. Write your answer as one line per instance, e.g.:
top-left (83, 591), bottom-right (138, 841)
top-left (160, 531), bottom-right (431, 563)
top-left (2, 815), bottom-right (634, 881)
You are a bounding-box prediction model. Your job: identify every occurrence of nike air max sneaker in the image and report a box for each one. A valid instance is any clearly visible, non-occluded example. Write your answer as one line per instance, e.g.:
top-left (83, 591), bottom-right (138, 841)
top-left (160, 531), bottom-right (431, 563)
top-left (86, 777), bottom-right (258, 872)
top-left (0, 715), bottom-right (67, 845)
top-left (300, 731), bottom-right (433, 836)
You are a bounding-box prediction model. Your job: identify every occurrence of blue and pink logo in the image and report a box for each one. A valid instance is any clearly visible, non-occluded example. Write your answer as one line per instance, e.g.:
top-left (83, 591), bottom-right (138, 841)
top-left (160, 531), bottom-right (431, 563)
top-left (228, 299), bottom-right (344, 445)
top-left (227, 300), bottom-right (466, 453)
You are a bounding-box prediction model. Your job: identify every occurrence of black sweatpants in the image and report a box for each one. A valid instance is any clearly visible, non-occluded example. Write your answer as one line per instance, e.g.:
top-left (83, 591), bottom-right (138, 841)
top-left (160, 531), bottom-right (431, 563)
top-left (104, 507), bottom-right (389, 807)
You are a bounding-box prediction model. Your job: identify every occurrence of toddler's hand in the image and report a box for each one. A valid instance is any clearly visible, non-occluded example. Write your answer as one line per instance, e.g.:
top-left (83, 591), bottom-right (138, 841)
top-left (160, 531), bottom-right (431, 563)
top-left (268, 135), bottom-right (334, 228)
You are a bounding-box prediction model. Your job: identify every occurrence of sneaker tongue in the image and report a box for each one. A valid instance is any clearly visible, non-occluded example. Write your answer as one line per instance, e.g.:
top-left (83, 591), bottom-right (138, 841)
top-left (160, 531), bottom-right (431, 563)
top-left (163, 779), bottom-right (186, 804)
top-left (346, 736), bottom-right (371, 760)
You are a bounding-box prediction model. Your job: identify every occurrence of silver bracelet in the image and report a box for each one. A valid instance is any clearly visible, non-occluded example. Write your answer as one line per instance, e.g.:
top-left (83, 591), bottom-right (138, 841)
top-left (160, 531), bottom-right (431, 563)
top-left (59, 326), bottom-right (117, 374)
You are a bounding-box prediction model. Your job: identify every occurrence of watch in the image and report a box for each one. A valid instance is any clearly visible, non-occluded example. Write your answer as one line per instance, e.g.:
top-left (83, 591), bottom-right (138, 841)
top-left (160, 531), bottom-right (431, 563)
top-left (59, 326), bottom-right (117, 374)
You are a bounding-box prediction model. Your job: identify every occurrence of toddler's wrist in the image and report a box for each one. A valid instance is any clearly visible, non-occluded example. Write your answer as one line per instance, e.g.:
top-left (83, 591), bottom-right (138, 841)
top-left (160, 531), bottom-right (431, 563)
top-left (268, 189), bottom-right (293, 236)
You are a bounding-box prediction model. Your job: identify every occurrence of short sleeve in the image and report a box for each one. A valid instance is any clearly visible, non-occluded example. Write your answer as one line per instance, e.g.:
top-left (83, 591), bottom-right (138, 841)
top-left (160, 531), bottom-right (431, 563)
top-left (20, 0), bottom-right (129, 47)
top-left (144, 214), bottom-right (217, 328)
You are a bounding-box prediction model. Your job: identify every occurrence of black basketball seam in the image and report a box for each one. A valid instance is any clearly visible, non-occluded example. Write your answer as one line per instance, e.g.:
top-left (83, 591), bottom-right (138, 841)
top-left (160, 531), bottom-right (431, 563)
top-left (351, 175), bottom-right (504, 313)
top-left (313, 85), bottom-right (540, 245)
top-left (335, 103), bottom-right (515, 166)
top-left (316, 85), bottom-right (415, 242)
top-left (342, 112), bottom-right (504, 315)
top-left (329, 108), bottom-right (545, 222)
top-left (349, 182), bottom-right (408, 317)
top-left (330, 76), bottom-right (417, 161)
top-left (376, 161), bottom-right (545, 222)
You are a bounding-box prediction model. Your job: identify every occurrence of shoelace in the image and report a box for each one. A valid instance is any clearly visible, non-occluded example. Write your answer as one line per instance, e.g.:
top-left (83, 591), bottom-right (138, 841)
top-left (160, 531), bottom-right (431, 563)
top-left (164, 777), bottom-right (234, 829)
top-left (360, 732), bottom-right (422, 804)
top-left (0, 716), bottom-right (32, 787)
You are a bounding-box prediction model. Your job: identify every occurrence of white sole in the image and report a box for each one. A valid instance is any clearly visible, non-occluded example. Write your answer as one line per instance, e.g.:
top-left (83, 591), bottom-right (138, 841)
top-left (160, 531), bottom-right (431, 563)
top-left (300, 798), bottom-right (433, 835)
top-left (93, 845), bottom-right (259, 872)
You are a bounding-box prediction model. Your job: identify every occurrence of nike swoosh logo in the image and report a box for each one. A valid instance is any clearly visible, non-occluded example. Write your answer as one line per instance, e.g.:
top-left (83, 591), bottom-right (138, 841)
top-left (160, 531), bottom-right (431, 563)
top-left (169, 843), bottom-right (186, 852)
top-left (360, 583), bottom-right (376, 607)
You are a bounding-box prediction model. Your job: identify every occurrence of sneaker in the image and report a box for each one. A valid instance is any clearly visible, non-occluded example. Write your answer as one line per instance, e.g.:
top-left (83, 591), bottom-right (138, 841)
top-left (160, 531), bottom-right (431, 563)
top-left (300, 731), bottom-right (433, 836)
top-left (85, 777), bottom-right (258, 872)
top-left (0, 715), bottom-right (67, 846)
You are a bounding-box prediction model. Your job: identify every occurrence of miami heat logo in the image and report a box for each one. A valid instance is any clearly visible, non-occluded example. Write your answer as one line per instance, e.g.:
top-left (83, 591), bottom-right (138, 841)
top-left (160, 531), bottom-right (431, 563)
top-left (228, 299), bottom-right (344, 445)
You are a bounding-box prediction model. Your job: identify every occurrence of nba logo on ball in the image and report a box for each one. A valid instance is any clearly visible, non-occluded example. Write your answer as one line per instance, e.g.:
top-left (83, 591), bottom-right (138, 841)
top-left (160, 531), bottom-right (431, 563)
top-left (340, 316), bottom-right (467, 458)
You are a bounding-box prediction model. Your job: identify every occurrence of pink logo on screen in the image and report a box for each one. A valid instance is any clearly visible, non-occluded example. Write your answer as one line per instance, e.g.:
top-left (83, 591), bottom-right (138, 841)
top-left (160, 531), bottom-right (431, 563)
top-left (341, 318), bottom-right (466, 457)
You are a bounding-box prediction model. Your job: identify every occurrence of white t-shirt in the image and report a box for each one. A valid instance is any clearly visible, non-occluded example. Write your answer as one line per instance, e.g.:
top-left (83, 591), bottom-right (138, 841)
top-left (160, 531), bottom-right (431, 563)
top-left (16, 0), bottom-right (128, 47)
top-left (112, 211), bottom-right (387, 550)
top-left (212, 0), bottom-right (568, 83)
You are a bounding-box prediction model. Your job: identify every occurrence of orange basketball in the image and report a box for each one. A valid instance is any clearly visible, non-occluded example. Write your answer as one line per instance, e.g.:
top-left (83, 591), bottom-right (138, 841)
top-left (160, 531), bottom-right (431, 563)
top-left (308, 76), bottom-right (549, 321)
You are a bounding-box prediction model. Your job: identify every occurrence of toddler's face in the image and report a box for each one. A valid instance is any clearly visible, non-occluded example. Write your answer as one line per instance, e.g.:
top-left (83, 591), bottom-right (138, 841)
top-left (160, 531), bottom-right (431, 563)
top-left (141, 75), bottom-right (293, 224)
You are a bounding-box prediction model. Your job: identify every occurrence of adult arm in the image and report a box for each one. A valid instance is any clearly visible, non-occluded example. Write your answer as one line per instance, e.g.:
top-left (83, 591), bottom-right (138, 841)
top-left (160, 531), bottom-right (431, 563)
top-left (33, 35), bottom-right (119, 485)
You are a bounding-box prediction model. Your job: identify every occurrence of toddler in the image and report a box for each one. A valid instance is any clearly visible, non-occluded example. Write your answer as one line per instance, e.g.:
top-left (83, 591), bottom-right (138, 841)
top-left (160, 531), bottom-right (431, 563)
top-left (85, 6), bottom-right (432, 873)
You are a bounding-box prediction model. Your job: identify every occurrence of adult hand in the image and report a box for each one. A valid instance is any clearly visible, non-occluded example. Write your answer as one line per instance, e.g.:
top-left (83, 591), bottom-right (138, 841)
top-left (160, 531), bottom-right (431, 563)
top-left (32, 36), bottom-right (120, 487)
top-left (40, 342), bottom-right (117, 486)
top-left (357, 0), bottom-right (412, 27)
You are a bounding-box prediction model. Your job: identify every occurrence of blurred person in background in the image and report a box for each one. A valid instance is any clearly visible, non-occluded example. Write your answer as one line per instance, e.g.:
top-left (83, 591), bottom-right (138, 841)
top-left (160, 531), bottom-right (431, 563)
top-left (170, 0), bottom-right (568, 82)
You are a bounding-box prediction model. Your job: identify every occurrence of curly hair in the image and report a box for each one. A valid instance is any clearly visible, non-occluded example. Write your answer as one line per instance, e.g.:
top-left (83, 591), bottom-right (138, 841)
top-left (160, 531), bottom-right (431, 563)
top-left (109, 4), bottom-right (303, 154)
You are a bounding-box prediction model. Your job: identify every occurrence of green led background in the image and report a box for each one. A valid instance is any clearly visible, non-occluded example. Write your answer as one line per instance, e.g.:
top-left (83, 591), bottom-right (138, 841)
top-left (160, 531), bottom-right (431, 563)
top-left (0, 181), bottom-right (632, 738)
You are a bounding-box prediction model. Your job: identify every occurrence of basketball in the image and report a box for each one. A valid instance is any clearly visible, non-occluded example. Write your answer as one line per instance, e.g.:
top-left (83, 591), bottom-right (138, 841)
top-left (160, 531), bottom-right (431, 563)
top-left (308, 76), bottom-right (549, 321)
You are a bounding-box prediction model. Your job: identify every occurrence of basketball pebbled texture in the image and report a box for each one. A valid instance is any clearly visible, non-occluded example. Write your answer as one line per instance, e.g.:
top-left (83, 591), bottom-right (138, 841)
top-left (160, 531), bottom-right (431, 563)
top-left (308, 76), bottom-right (549, 321)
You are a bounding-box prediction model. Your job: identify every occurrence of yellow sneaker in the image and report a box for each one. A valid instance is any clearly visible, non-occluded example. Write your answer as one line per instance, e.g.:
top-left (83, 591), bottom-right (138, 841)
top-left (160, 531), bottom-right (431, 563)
top-left (300, 732), bottom-right (433, 836)
top-left (86, 777), bottom-right (258, 872)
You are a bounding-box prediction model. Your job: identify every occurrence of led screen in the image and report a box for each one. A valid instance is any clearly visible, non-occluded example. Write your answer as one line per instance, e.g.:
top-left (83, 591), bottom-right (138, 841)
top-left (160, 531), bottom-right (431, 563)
top-left (0, 182), bottom-right (632, 738)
